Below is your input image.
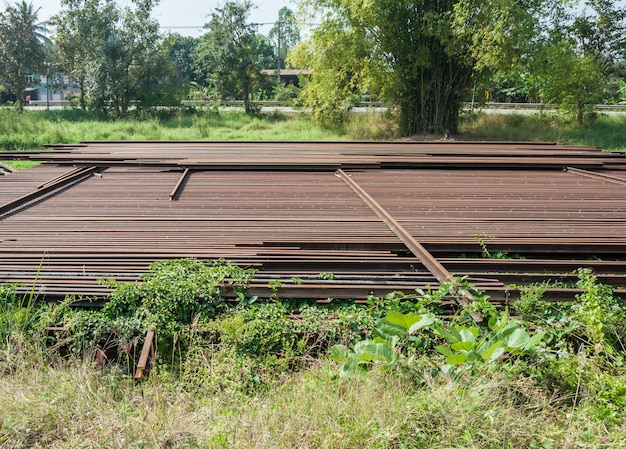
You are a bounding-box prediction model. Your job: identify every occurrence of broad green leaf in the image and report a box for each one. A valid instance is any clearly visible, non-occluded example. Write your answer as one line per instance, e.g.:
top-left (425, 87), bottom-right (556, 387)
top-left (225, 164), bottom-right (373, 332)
top-left (354, 341), bottom-right (377, 361)
top-left (354, 341), bottom-right (396, 364)
top-left (376, 321), bottom-right (407, 338)
top-left (329, 344), bottom-right (348, 362)
top-left (373, 335), bottom-right (392, 345)
top-left (371, 342), bottom-right (396, 364)
top-left (435, 344), bottom-right (453, 357)
top-left (434, 325), bottom-right (461, 343)
top-left (384, 311), bottom-right (435, 333)
top-left (523, 331), bottom-right (545, 351)
top-left (408, 313), bottom-right (436, 334)
top-left (488, 310), bottom-right (509, 331)
top-left (505, 328), bottom-right (530, 350)
top-left (451, 341), bottom-right (473, 352)
top-left (446, 353), bottom-right (468, 365)
top-left (481, 340), bottom-right (505, 362)
top-left (341, 357), bottom-right (368, 378)
top-left (459, 328), bottom-right (477, 343)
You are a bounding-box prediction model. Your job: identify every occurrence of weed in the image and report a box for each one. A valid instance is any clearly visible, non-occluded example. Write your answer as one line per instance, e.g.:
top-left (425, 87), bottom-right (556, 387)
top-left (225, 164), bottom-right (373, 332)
top-left (473, 232), bottom-right (525, 260)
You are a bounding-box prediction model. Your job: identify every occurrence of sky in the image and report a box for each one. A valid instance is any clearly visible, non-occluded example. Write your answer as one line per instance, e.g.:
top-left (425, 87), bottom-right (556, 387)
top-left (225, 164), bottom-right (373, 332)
top-left (33, 0), bottom-right (293, 37)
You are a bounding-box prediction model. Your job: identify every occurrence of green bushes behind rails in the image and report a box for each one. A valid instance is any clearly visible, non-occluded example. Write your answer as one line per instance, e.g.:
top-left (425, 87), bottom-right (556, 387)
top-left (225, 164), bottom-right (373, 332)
top-left (1, 262), bottom-right (626, 447)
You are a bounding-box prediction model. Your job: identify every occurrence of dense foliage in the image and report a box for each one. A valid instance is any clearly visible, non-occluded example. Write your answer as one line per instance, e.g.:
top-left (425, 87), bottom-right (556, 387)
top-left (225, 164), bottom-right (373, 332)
top-left (1, 258), bottom-right (625, 446)
top-left (289, 0), bottom-right (551, 134)
top-left (0, 1), bottom-right (46, 111)
top-left (2, 0), bottom-right (624, 129)
top-left (51, 0), bottom-right (181, 117)
top-left (194, 1), bottom-right (275, 114)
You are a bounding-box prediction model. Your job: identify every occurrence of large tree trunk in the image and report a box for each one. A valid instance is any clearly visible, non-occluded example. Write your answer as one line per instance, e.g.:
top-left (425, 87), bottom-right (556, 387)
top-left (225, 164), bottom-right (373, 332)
top-left (15, 65), bottom-right (26, 113)
top-left (396, 50), bottom-right (472, 136)
top-left (243, 80), bottom-right (252, 114)
top-left (79, 76), bottom-right (87, 111)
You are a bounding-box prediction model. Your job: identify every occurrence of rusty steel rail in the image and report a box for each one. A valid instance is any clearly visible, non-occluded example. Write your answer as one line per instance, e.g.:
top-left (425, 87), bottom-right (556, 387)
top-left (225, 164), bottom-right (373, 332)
top-left (170, 168), bottom-right (191, 200)
top-left (134, 330), bottom-right (155, 379)
top-left (0, 141), bottom-right (625, 308)
top-left (566, 167), bottom-right (626, 186)
top-left (334, 168), bottom-right (482, 321)
top-left (0, 166), bottom-right (100, 218)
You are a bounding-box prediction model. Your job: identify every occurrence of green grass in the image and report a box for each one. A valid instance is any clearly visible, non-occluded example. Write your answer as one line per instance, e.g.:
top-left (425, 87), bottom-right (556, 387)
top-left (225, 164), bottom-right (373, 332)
top-left (1, 356), bottom-right (624, 448)
top-left (2, 107), bottom-right (624, 153)
top-left (0, 108), bottom-right (353, 150)
top-left (458, 111), bottom-right (626, 152)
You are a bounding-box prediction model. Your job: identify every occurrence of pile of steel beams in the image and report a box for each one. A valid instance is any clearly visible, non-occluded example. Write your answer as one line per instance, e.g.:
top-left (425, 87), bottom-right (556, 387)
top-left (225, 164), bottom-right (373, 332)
top-left (1, 140), bottom-right (625, 307)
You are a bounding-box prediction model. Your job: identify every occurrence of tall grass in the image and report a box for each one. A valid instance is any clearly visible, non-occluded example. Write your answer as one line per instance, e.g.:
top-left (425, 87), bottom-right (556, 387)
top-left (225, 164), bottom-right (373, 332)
top-left (0, 108), bottom-right (351, 150)
top-left (2, 264), bottom-right (626, 447)
top-left (1, 357), bottom-right (624, 448)
top-left (1, 108), bottom-right (625, 151)
top-left (459, 111), bottom-right (626, 152)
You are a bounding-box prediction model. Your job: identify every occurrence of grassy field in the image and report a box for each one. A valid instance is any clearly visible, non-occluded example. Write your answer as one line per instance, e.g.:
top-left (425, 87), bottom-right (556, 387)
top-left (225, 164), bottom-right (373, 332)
top-left (1, 109), bottom-right (625, 448)
top-left (1, 107), bottom-right (626, 152)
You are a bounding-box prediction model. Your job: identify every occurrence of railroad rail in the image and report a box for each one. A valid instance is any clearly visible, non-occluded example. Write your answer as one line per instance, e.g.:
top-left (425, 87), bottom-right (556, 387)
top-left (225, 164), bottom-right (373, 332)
top-left (1, 140), bottom-right (625, 309)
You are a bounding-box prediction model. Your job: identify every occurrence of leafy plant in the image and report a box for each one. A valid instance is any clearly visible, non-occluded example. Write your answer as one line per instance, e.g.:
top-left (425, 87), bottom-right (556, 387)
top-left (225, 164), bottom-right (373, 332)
top-left (268, 279), bottom-right (282, 300)
top-left (367, 287), bottom-right (445, 317)
top-left (573, 268), bottom-right (623, 359)
top-left (102, 258), bottom-right (256, 333)
top-left (434, 310), bottom-right (545, 373)
top-left (330, 310), bottom-right (436, 377)
top-left (473, 233), bottom-right (524, 260)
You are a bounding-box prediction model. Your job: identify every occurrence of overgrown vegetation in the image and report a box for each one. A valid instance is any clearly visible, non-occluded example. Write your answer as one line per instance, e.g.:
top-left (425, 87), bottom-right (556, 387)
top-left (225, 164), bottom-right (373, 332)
top-left (1, 258), bottom-right (624, 447)
top-left (459, 111), bottom-right (626, 152)
top-left (0, 108), bottom-right (625, 155)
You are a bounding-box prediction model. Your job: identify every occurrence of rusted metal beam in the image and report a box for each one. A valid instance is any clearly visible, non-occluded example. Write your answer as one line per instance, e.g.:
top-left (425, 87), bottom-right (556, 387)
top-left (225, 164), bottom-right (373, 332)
top-left (0, 166), bottom-right (101, 219)
top-left (1, 141), bottom-right (625, 310)
top-left (566, 167), bottom-right (626, 186)
top-left (134, 329), bottom-right (155, 379)
top-left (335, 169), bottom-right (481, 321)
top-left (0, 162), bottom-right (14, 174)
top-left (170, 168), bottom-right (190, 200)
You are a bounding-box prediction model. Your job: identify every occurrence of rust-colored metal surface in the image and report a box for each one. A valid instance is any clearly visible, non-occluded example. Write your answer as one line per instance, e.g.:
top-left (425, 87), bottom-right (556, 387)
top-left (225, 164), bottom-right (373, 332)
top-left (1, 140), bottom-right (625, 305)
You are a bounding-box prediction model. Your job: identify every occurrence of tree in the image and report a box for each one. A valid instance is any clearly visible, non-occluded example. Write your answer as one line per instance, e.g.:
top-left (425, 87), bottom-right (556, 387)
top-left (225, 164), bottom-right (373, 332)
top-left (0, 1), bottom-right (46, 111)
top-left (89, 0), bottom-right (164, 116)
top-left (535, 39), bottom-right (605, 124)
top-left (53, 0), bottom-right (175, 116)
top-left (51, 0), bottom-right (119, 110)
top-left (291, 0), bottom-right (553, 135)
top-left (195, 1), bottom-right (271, 114)
top-left (268, 7), bottom-right (300, 70)
top-left (570, 0), bottom-right (626, 74)
top-left (165, 34), bottom-right (200, 86)
top-left (515, 0), bottom-right (626, 123)
top-left (570, 0), bottom-right (626, 106)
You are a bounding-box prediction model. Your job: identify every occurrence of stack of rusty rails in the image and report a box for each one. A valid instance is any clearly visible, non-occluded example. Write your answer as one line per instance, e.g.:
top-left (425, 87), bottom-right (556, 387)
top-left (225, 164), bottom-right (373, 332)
top-left (3, 140), bottom-right (626, 170)
top-left (0, 140), bottom-right (625, 309)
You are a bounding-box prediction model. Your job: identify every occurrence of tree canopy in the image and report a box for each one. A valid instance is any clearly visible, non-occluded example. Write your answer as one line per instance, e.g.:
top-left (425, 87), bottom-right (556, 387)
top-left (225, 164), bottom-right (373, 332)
top-left (290, 0), bottom-right (625, 134)
top-left (52, 0), bottom-right (179, 116)
top-left (0, 1), bottom-right (46, 111)
top-left (195, 1), bottom-right (274, 113)
top-left (1, 0), bottom-right (624, 125)
top-left (268, 7), bottom-right (301, 70)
